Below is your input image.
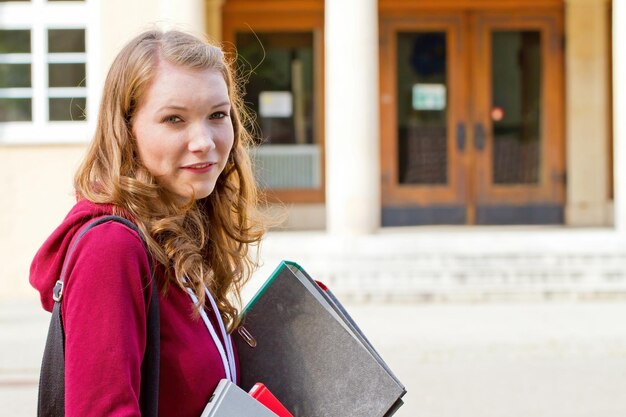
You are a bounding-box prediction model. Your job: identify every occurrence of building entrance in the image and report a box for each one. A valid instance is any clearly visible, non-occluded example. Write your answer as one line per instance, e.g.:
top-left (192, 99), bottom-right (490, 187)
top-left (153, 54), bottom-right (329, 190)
top-left (380, 9), bottom-right (565, 225)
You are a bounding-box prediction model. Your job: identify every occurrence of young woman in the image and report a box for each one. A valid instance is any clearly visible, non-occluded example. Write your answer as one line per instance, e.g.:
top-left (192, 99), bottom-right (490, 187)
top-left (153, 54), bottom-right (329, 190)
top-left (30, 29), bottom-right (266, 416)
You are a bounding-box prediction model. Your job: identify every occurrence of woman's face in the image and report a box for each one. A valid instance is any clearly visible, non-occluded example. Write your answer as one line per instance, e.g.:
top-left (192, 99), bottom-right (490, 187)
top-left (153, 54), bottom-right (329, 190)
top-left (132, 60), bottom-right (234, 201)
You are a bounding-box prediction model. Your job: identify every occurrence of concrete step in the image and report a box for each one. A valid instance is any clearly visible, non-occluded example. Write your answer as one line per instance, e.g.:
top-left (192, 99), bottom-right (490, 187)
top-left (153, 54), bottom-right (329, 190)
top-left (250, 227), bottom-right (626, 302)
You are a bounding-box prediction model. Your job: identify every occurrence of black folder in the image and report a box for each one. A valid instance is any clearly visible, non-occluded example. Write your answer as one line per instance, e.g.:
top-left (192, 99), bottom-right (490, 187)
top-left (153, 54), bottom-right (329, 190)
top-left (234, 261), bottom-right (406, 417)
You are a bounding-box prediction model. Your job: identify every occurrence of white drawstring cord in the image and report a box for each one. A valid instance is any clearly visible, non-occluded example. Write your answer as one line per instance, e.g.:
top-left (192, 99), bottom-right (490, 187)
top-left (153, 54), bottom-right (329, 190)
top-left (182, 279), bottom-right (236, 383)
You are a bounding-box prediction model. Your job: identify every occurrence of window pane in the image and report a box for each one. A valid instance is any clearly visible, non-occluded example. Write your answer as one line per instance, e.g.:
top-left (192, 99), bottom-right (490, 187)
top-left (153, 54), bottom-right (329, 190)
top-left (236, 32), bottom-right (314, 145)
top-left (48, 29), bottom-right (85, 53)
top-left (491, 31), bottom-right (542, 184)
top-left (48, 63), bottom-right (85, 87)
top-left (49, 97), bottom-right (86, 121)
top-left (0, 30), bottom-right (31, 53)
top-left (397, 32), bottom-right (448, 185)
top-left (0, 63), bottom-right (31, 87)
top-left (236, 31), bottom-right (319, 190)
top-left (0, 98), bottom-right (31, 121)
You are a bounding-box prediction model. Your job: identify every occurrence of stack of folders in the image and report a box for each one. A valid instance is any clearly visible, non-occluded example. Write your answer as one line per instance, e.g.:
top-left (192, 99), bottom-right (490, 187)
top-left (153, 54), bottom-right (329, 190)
top-left (234, 261), bottom-right (407, 417)
top-left (200, 379), bottom-right (278, 417)
top-left (200, 379), bottom-right (294, 417)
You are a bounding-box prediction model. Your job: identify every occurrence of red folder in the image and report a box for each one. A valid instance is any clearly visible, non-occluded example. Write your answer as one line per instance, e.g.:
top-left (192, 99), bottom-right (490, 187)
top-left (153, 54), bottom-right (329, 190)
top-left (249, 383), bottom-right (294, 417)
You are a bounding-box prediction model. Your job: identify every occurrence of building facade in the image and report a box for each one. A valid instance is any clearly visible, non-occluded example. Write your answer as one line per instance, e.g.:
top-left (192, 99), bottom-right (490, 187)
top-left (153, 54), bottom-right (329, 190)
top-left (0, 0), bottom-right (622, 298)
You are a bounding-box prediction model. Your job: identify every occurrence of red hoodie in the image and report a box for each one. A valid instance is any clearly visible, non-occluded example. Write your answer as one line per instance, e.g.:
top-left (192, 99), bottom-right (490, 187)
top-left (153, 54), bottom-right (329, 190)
top-left (30, 199), bottom-right (237, 417)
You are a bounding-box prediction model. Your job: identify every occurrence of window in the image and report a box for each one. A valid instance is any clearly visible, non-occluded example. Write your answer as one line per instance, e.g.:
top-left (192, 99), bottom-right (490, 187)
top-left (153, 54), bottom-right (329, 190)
top-left (0, 29), bottom-right (32, 122)
top-left (236, 32), bottom-right (321, 190)
top-left (0, 0), bottom-right (97, 144)
top-left (47, 28), bottom-right (87, 121)
top-left (223, 0), bottom-right (325, 203)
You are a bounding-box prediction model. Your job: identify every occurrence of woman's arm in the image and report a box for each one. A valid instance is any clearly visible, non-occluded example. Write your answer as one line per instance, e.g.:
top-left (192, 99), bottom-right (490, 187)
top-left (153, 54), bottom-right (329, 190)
top-left (61, 220), bottom-right (153, 417)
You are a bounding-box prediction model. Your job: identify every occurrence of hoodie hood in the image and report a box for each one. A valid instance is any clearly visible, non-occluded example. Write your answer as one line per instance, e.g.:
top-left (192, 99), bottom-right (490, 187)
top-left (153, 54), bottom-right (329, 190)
top-left (30, 199), bottom-right (116, 312)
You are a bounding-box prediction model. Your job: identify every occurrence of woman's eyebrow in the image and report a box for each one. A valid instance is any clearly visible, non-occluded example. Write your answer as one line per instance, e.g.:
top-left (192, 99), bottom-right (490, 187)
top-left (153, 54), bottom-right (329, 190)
top-left (212, 101), bottom-right (231, 109)
top-left (157, 104), bottom-right (188, 112)
top-left (156, 101), bottom-right (231, 113)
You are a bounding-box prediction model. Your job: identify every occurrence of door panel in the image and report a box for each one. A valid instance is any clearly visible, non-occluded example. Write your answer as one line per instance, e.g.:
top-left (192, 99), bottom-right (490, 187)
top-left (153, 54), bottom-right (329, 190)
top-left (380, 10), bottom-right (564, 225)
top-left (472, 12), bottom-right (565, 223)
top-left (380, 14), bottom-right (469, 225)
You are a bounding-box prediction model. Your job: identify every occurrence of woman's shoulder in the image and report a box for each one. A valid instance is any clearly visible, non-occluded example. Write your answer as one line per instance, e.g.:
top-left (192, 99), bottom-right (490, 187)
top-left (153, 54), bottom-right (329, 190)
top-left (66, 218), bottom-right (153, 289)
top-left (30, 201), bottom-right (149, 311)
top-left (74, 217), bottom-right (146, 254)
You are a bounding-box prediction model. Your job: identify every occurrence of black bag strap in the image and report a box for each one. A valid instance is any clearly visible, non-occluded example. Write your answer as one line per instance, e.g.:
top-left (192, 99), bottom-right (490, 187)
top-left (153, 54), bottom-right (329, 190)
top-left (37, 215), bottom-right (160, 417)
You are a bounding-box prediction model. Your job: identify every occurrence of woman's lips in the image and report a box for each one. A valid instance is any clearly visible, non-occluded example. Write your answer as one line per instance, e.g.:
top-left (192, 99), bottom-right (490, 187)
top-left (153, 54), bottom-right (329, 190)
top-left (181, 162), bottom-right (215, 174)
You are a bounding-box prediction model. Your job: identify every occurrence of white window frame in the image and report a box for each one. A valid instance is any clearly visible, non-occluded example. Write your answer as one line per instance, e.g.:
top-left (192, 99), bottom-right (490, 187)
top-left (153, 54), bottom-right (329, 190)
top-left (0, 0), bottom-right (100, 144)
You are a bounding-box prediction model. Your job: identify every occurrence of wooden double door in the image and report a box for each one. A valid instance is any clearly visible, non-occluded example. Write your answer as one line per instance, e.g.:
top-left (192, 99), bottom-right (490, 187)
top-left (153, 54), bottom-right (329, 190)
top-left (380, 10), bottom-right (565, 225)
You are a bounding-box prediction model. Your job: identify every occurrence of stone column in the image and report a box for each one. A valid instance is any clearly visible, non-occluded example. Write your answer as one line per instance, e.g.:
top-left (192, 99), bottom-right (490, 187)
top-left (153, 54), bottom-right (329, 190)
top-left (205, 0), bottom-right (224, 42)
top-left (325, 0), bottom-right (380, 234)
top-left (565, 0), bottom-right (612, 226)
top-left (614, 0), bottom-right (626, 232)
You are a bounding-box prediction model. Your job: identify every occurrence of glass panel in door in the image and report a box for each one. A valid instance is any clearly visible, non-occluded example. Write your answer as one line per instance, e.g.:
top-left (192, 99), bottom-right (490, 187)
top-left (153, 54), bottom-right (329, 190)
top-left (491, 30), bottom-right (542, 185)
top-left (397, 32), bottom-right (448, 185)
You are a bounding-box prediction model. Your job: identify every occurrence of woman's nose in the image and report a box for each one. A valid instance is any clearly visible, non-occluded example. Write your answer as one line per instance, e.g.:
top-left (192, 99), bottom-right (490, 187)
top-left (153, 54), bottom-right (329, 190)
top-left (189, 124), bottom-right (216, 152)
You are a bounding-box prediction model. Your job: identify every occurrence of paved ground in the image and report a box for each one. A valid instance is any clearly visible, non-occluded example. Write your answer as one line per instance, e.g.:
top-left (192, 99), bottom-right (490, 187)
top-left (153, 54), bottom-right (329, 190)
top-left (349, 301), bottom-right (626, 417)
top-left (2, 298), bottom-right (626, 417)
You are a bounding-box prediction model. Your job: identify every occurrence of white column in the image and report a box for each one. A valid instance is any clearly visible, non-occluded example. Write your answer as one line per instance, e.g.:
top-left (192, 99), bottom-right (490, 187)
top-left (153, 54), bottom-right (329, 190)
top-left (325, 0), bottom-right (380, 234)
top-left (614, 0), bottom-right (626, 232)
top-left (565, 0), bottom-right (611, 226)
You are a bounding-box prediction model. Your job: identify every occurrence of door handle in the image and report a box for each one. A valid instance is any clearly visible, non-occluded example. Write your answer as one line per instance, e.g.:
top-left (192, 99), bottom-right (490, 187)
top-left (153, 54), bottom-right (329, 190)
top-left (456, 122), bottom-right (466, 152)
top-left (474, 123), bottom-right (486, 151)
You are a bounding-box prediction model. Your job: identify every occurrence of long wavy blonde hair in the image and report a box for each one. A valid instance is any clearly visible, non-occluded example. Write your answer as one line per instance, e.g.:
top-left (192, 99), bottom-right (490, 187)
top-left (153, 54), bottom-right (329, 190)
top-left (74, 29), bottom-right (266, 330)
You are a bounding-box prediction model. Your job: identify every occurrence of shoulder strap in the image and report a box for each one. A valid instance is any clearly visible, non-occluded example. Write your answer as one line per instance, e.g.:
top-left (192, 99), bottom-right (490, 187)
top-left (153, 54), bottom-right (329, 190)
top-left (37, 215), bottom-right (160, 417)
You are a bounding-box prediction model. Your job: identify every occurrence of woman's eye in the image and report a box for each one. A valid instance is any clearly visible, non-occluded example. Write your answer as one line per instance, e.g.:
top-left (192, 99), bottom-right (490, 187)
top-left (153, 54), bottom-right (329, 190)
top-left (163, 115), bottom-right (182, 124)
top-left (210, 111), bottom-right (229, 120)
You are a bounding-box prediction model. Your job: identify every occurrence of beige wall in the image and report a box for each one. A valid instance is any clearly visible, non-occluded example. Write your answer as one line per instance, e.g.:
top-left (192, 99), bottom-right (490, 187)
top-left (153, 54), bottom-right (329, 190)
top-left (565, 0), bottom-right (613, 226)
top-left (100, 0), bottom-right (207, 74)
top-left (0, 146), bottom-right (86, 300)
